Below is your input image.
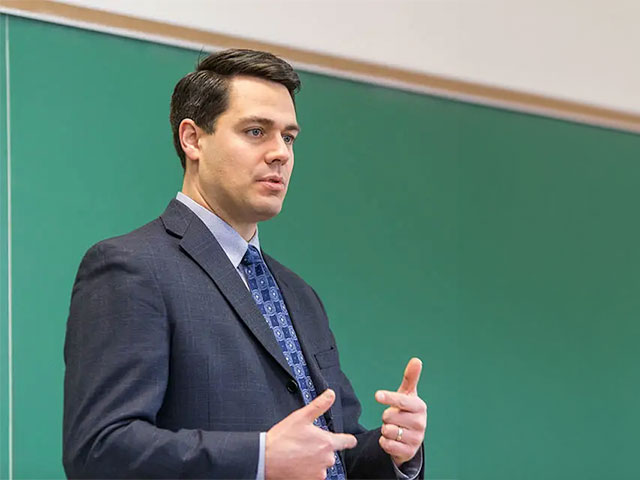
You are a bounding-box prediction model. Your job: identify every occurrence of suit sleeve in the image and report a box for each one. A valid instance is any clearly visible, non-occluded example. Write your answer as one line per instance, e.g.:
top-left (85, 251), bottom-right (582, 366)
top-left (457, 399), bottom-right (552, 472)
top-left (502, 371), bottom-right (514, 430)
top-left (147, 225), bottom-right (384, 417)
top-left (310, 289), bottom-right (425, 480)
top-left (63, 241), bottom-right (260, 479)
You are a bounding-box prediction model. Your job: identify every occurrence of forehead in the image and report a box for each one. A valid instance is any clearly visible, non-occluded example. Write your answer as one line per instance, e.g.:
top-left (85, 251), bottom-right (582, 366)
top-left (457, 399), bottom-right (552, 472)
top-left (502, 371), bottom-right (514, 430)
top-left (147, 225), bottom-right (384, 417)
top-left (224, 76), bottom-right (297, 123)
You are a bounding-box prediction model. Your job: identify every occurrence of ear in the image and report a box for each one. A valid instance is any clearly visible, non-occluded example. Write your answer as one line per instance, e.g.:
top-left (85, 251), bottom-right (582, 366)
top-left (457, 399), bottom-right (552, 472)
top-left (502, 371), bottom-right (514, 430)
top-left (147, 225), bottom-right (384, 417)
top-left (179, 118), bottom-right (202, 163)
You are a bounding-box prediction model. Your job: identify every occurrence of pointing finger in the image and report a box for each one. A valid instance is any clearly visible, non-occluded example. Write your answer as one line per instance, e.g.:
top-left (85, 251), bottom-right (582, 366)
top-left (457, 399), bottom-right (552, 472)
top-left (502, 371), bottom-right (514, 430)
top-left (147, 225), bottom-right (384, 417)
top-left (397, 357), bottom-right (422, 395)
top-left (296, 389), bottom-right (336, 422)
top-left (375, 390), bottom-right (425, 413)
top-left (328, 432), bottom-right (358, 451)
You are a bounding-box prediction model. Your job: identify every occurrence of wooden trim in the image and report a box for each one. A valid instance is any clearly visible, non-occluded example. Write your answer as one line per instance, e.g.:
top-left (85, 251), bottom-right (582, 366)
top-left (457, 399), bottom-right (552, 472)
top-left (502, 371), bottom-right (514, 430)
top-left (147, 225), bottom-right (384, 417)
top-left (1, 0), bottom-right (639, 134)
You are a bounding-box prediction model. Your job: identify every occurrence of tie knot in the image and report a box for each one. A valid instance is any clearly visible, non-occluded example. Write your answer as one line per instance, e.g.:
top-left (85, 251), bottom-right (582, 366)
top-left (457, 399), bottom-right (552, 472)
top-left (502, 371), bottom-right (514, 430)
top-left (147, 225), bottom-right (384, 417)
top-left (241, 245), bottom-right (262, 266)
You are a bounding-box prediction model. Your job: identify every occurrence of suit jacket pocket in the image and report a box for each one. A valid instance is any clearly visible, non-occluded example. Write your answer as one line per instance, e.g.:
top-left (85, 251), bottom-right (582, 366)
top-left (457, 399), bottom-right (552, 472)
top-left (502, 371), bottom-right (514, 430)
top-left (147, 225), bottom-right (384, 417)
top-left (315, 347), bottom-right (339, 369)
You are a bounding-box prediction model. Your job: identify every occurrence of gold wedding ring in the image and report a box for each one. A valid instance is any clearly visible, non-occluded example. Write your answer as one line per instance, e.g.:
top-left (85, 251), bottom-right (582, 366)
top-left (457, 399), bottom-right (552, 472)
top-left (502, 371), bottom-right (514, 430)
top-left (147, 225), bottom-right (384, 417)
top-left (396, 426), bottom-right (403, 442)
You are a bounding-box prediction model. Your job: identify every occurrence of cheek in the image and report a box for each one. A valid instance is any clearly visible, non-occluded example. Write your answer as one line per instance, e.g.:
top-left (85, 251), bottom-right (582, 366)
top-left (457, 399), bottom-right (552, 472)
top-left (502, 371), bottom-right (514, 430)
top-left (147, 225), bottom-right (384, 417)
top-left (205, 154), bottom-right (247, 190)
top-left (285, 155), bottom-right (294, 178)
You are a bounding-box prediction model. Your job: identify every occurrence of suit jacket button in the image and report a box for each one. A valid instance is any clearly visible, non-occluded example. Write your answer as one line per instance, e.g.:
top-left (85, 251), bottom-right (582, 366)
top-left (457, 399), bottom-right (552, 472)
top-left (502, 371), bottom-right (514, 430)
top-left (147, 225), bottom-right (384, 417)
top-left (286, 379), bottom-right (299, 393)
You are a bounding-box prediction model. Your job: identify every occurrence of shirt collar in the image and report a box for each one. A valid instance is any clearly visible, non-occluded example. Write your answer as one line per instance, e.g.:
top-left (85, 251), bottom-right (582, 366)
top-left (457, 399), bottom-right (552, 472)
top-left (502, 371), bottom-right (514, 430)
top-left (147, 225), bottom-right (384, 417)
top-left (175, 192), bottom-right (261, 268)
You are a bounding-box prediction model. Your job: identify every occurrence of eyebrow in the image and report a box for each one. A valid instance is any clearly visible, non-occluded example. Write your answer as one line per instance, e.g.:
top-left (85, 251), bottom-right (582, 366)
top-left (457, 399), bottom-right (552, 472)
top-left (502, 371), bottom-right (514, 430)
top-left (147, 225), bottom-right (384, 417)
top-left (238, 116), bottom-right (301, 134)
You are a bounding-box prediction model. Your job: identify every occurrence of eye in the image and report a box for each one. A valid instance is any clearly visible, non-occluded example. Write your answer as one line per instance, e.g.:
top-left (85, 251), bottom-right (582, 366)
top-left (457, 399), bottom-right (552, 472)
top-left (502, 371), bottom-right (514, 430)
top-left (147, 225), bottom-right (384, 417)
top-left (282, 134), bottom-right (296, 145)
top-left (246, 128), bottom-right (263, 138)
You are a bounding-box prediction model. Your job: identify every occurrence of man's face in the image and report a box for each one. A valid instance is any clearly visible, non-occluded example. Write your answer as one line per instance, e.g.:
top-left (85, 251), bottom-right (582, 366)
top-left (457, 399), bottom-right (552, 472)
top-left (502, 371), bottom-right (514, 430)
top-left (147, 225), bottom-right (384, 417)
top-left (192, 76), bottom-right (299, 228)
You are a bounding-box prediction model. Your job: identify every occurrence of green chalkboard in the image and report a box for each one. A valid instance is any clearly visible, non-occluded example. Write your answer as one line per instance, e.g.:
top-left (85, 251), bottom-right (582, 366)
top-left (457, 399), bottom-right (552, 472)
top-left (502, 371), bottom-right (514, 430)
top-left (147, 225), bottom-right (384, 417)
top-left (1, 13), bottom-right (639, 480)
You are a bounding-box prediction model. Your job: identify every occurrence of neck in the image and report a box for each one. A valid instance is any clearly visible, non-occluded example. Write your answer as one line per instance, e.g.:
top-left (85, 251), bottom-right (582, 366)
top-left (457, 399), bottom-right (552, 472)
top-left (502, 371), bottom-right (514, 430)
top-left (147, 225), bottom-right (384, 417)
top-left (181, 185), bottom-right (256, 242)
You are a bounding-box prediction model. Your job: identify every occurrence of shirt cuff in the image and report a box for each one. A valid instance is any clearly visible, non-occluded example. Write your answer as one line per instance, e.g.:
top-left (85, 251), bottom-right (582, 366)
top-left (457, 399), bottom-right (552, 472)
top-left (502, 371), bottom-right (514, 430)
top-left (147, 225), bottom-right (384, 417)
top-left (391, 448), bottom-right (423, 479)
top-left (256, 432), bottom-right (266, 480)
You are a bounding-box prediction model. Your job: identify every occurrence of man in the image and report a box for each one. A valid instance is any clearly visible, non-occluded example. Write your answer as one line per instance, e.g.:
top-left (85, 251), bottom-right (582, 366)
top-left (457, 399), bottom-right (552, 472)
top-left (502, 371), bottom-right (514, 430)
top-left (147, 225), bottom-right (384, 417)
top-left (63, 49), bottom-right (427, 479)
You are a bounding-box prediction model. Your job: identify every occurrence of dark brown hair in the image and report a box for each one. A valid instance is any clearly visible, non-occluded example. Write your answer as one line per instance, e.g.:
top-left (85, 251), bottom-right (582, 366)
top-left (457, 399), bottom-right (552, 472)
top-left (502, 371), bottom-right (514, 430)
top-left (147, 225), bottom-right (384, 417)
top-left (169, 49), bottom-right (301, 169)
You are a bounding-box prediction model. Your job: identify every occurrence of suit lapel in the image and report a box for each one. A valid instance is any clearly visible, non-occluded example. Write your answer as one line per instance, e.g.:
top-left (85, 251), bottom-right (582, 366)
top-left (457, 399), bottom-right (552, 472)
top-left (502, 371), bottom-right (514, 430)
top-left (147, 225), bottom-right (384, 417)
top-left (161, 200), bottom-right (294, 378)
top-left (161, 199), bottom-right (334, 421)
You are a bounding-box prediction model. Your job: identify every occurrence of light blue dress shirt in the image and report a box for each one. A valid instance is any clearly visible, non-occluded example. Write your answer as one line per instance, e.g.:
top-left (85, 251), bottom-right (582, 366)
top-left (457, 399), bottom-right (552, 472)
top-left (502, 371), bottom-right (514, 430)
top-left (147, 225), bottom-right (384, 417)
top-left (175, 192), bottom-right (421, 479)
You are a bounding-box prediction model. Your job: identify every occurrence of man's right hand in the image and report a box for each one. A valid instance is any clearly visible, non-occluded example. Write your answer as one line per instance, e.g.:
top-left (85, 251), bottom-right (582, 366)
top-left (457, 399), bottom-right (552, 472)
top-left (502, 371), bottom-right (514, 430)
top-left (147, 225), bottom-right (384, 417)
top-left (265, 389), bottom-right (357, 480)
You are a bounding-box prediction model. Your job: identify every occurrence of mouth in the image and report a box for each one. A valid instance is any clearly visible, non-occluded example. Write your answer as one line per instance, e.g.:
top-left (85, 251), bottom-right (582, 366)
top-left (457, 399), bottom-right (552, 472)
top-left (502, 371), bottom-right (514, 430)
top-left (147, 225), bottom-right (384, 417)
top-left (257, 176), bottom-right (286, 191)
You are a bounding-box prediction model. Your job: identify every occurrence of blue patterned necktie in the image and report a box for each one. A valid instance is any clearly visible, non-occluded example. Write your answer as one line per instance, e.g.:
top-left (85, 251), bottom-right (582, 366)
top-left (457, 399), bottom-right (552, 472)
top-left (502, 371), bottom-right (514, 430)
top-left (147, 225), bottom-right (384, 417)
top-left (241, 245), bottom-right (345, 480)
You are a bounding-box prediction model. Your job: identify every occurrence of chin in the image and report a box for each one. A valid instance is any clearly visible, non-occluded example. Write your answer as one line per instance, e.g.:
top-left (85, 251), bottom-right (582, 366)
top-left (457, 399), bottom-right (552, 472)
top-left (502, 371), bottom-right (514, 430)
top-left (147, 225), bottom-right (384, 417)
top-left (251, 201), bottom-right (284, 222)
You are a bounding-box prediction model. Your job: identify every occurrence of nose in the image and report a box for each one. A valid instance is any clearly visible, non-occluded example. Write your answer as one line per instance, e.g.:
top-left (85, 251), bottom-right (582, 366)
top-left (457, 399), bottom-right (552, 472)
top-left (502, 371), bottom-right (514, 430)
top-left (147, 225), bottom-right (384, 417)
top-left (264, 135), bottom-right (291, 165)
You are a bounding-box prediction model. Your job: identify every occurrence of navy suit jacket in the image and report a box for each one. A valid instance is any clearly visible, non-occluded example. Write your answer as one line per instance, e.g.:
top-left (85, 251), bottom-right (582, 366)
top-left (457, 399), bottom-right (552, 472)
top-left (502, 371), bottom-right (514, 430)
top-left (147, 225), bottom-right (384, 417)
top-left (63, 199), bottom-right (422, 478)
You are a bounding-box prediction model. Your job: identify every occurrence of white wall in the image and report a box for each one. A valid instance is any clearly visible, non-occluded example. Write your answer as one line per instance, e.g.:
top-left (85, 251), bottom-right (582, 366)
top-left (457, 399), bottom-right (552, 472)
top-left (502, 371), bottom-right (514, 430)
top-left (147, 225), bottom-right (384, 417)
top-left (58, 0), bottom-right (640, 114)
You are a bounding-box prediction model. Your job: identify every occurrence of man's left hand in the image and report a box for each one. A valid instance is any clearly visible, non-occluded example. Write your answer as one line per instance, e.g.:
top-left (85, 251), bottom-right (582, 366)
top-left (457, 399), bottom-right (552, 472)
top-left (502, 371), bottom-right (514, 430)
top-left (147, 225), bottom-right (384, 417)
top-left (375, 357), bottom-right (427, 467)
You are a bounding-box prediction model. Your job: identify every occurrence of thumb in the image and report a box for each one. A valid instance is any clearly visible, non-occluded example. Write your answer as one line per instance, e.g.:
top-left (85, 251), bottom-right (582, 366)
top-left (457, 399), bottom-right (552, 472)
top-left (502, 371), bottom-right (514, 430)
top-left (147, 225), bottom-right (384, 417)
top-left (297, 388), bottom-right (336, 423)
top-left (397, 357), bottom-right (423, 395)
